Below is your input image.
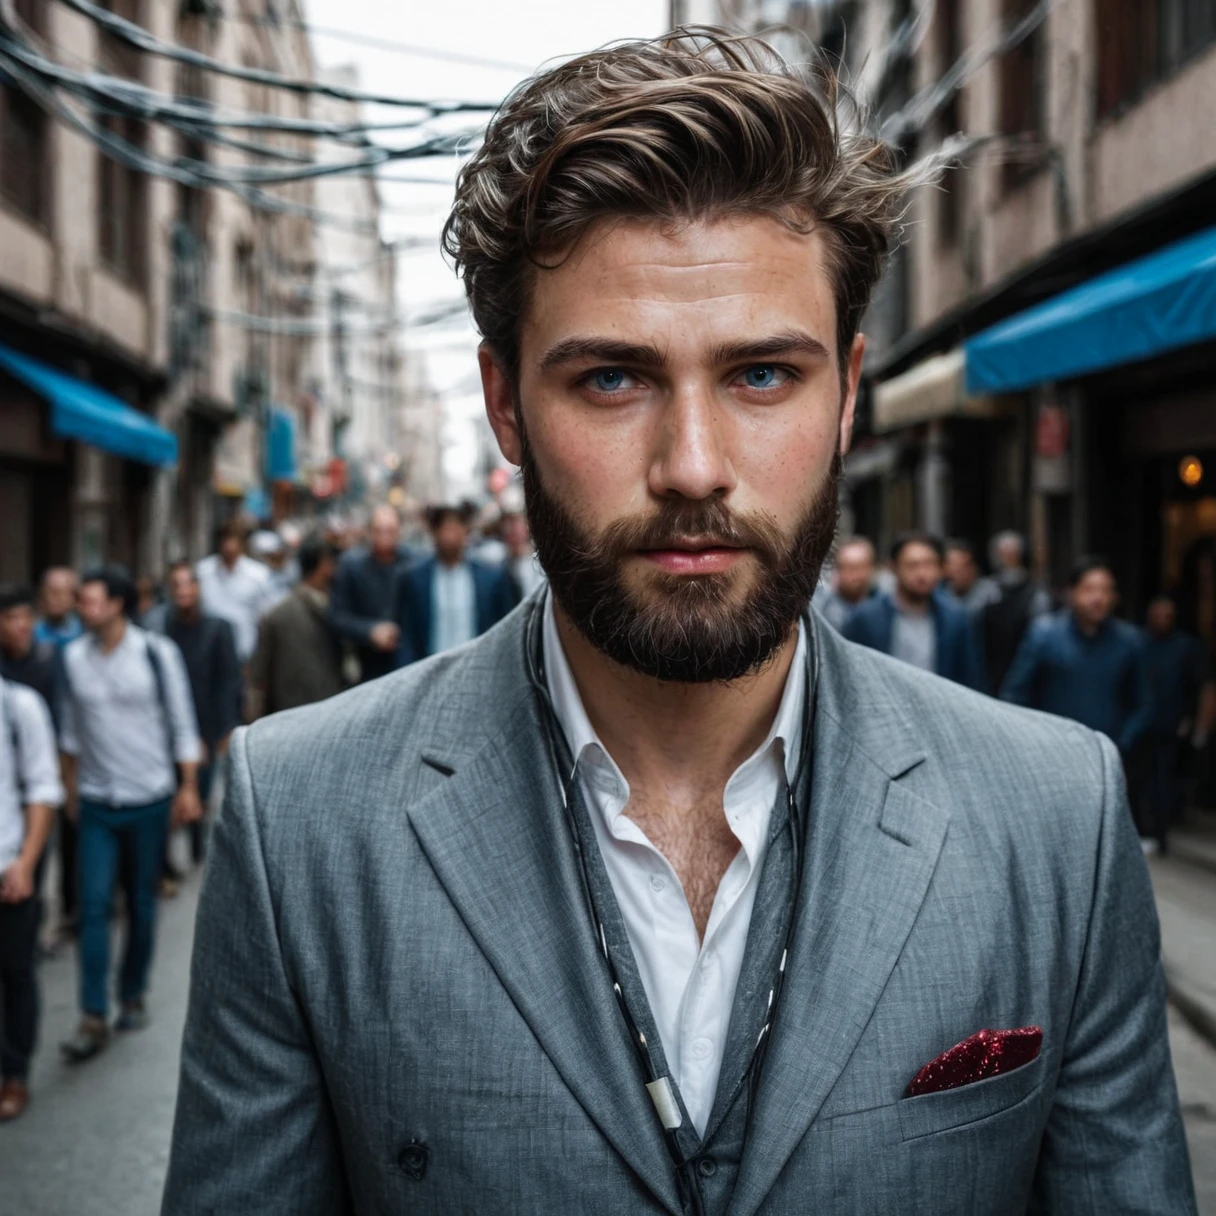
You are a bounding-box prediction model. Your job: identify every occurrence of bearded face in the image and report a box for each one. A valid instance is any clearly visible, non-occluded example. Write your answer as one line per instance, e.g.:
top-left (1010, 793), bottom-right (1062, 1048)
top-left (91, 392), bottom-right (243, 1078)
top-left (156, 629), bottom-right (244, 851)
top-left (523, 433), bottom-right (839, 683)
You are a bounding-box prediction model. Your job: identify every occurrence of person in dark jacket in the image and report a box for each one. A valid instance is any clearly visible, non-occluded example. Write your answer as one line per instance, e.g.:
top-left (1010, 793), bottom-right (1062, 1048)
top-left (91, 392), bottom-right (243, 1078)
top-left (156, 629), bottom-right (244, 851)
top-left (978, 530), bottom-right (1053, 695)
top-left (326, 505), bottom-right (413, 683)
top-left (393, 504), bottom-right (519, 665)
top-left (249, 538), bottom-right (345, 718)
top-left (843, 533), bottom-right (984, 690)
top-left (162, 562), bottom-right (242, 866)
top-left (1138, 594), bottom-right (1207, 853)
top-left (1001, 556), bottom-right (1150, 758)
top-left (0, 584), bottom-right (57, 713)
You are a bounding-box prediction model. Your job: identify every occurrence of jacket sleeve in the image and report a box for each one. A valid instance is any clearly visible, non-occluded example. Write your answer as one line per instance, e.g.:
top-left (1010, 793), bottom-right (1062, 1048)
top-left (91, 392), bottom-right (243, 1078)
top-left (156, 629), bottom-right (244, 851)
top-left (162, 729), bottom-right (352, 1215)
top-left (326, 559), bottom-right (375, 646)
top-left (392, 568), bottom-right (416, 667)
top-left (214, 619), bottom-right (242, 739)
top-left (999, 624), bottom-right (1042, 705)
top-left (1116, 641), bottom-right (1153, 755)
top-left (841, 606), bottom-right (870, 649)
top-left (1030, 733), bottom-right (1196, 1214)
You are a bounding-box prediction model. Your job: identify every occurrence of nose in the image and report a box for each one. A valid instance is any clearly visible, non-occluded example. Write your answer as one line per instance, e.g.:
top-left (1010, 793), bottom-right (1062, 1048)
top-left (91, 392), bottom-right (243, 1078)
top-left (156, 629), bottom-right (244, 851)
top-left (647, 382), bottom-right (737, 502)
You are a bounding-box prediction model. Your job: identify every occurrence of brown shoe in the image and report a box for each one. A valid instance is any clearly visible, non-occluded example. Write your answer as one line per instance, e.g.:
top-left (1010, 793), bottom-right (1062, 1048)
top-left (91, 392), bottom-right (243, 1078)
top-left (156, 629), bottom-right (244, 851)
top-left (0, 1080), bottom-right (29, 1122)
top-left (60, 1017), bottom-right (110, 1063)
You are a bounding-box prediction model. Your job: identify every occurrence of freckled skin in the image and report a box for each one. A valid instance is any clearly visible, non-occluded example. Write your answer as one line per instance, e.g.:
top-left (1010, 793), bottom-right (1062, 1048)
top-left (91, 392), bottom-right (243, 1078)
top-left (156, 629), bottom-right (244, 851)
top-left (481, 215), bottom-right (865, 939)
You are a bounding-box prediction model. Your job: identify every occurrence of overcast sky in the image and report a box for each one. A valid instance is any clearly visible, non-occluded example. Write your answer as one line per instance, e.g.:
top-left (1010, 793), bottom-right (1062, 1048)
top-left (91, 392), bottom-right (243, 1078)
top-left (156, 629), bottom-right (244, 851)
top-left (302, 0), bottom-right (670, 494)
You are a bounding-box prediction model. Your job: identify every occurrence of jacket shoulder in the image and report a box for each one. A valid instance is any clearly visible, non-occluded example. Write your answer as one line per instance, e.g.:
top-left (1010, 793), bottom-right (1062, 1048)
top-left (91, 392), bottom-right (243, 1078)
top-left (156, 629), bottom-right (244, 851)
top-left (240, 608), bottom-right (530, 801)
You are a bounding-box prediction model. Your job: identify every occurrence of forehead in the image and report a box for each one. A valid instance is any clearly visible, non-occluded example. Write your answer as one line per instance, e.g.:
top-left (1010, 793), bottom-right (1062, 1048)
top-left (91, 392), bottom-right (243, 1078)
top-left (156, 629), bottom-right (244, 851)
top-left (899, 543), bottom-right (940, 563)
top-left (520, 214), bottom-right (839, 364)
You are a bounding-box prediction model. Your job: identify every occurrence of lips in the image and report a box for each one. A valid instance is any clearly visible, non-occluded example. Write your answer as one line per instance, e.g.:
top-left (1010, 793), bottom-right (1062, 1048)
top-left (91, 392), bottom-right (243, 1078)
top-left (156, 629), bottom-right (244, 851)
top-left (637, 545), bottom-right (746, 575)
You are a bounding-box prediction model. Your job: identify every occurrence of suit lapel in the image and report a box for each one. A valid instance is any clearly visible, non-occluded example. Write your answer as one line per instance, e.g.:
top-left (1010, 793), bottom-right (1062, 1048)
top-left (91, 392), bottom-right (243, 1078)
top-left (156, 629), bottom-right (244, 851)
top-left (406, 688), bottom-right (683, 1215)
top-left (729, 630), bottom-right (950, 1216)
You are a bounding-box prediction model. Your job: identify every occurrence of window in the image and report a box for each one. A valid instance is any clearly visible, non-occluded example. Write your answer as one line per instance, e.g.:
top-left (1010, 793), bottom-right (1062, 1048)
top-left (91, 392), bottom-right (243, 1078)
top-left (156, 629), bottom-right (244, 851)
top-left (998, 0), bottom-right (1046, 191)
top-left (0, 84), bottom-right (49, 225)
top-left (935, 0), bottom-right (964, 246)
top-left (98, 115), bottom-right (147, 284)
top-left (96, 1), bottom-right (147, 284)
top-left (1096, 0), bottom-right (1216, 118)
top-left (0, 0), bottom-right (50, 224)
top-left (99, 0), bottom-right (143, 82)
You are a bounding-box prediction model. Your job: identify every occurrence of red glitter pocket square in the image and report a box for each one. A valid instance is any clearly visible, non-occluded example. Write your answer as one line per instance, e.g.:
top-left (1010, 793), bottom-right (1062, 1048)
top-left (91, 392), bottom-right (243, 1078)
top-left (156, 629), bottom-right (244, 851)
top-left (907, 1026), bottom-right (1043, 1097)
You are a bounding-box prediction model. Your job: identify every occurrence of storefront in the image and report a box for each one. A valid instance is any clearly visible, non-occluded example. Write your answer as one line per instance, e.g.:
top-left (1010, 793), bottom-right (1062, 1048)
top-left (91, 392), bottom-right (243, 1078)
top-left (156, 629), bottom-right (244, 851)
top-left (0, 338), bottom-right (176, 583)
top-left (965, 222), bottom-right (1216, 616)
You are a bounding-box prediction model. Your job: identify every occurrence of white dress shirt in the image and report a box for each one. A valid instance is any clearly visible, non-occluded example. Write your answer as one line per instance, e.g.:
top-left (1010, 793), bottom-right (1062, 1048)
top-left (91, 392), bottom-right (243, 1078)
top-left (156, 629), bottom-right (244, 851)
top-left (196, 553), bottom-right (273, 662)
top-left (59, 625), bottom-right (202, 806)
top-left (0, 680), bottom-right (64, 870)
top-left (431, 562), bottom-right (478, 656)
top-left (543, 596), bottom-right (806, 1134)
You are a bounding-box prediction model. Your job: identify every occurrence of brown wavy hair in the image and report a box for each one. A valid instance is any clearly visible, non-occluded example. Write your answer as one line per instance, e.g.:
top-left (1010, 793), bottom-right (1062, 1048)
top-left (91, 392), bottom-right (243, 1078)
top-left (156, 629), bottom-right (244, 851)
top-left (443, 27), bottom-right (914, 380)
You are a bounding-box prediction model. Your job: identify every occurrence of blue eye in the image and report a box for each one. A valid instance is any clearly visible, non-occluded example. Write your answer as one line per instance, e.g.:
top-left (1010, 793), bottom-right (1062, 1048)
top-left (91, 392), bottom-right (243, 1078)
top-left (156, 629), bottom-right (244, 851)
top-left (741, 365), bottom-right (784, 389)
top-left (590, 369), bottom-right (628, 392)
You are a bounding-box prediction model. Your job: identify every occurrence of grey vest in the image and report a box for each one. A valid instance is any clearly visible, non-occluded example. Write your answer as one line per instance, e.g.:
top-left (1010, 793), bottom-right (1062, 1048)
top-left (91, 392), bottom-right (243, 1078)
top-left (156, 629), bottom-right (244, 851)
top-left (568, 755), bottom-right (803, 1214)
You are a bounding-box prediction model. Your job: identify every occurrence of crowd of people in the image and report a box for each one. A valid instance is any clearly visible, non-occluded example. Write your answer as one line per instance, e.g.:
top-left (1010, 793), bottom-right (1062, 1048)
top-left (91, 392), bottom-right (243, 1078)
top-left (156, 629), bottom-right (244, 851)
top-left (815, 529), bottom-right (1213, 856)
top-left (0, 499), bottom-right (1210, 1127)
top-left (0, 499), bottom-right (539, 1122)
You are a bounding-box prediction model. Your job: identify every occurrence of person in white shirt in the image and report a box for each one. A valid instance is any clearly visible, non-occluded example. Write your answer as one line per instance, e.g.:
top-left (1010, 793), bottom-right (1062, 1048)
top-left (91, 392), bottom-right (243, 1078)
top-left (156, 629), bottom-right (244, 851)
top-left (196, 520), bottom-right (274, 664)
top-left (0, 677), bottom-right (62, 1122)
top-left (58, 566), bottom-right (202, 1062)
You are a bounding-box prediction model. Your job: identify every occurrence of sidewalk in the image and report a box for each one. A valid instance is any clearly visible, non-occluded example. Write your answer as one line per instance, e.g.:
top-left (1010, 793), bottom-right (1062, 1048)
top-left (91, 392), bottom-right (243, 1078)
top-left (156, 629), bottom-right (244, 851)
top-left (1149, 813), bottom-right (1216, 1047)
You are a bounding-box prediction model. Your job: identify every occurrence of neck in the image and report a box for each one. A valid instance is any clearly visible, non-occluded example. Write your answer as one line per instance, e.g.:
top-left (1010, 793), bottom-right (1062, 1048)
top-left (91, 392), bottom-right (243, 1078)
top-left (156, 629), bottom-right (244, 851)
top-left (554, 603), bottom-right (798, 799)
top-left (1073, 612), bottom-right (1102, 637)
top-left (178, 604), bottom-right (200, 624)
top-left (373, 548), bottom-right (395, 564)
top-left (2, 640), bottom-right (30, 660)
top-left (97, 616), bottom-right (127, 654)
top-left (895, 588), bottom-right (931, 615)
top-left (46, 612), bottom-right (68, 627)
top-left (302, 577), bottom-right (327, 594)
top-left (222, 554), bottom-right (239, 571)
top-left (438, 553), bottom-right (463, 569)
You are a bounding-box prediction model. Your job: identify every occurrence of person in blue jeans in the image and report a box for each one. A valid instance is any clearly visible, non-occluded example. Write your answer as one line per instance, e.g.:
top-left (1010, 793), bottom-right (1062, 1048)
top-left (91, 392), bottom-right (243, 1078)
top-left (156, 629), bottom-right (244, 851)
top-left (57, 565), bottom-right (201, 1062)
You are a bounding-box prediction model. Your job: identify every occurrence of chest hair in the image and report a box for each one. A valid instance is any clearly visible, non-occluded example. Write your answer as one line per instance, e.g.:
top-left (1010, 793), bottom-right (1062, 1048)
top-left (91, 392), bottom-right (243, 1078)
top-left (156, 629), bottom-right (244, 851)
top-left (626, 792), bottom-right (741, 941)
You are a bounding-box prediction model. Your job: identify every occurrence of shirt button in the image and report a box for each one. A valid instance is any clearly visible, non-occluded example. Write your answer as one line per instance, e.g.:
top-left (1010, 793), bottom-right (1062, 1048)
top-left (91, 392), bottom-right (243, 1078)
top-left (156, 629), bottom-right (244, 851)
top-left (690, 1037), bottom-right (713, 1060)
top-left (649, 874), bottom-right (666, 893)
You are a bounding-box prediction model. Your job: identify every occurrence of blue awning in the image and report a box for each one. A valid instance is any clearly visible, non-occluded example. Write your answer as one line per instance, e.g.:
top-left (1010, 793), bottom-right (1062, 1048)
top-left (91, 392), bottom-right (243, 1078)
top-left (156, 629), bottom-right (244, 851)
top-left (265, 405), bottom-right (297, 482)
top-left (0, 340), bottom-right (177, 467)
top-left (965, 224), bottom-right (1216, 395)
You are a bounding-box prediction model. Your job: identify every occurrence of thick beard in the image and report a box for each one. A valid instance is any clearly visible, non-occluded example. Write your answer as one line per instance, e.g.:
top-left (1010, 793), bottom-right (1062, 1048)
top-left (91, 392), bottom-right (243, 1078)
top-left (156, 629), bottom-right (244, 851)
top-left (522, 436), bottom-right (840, 684)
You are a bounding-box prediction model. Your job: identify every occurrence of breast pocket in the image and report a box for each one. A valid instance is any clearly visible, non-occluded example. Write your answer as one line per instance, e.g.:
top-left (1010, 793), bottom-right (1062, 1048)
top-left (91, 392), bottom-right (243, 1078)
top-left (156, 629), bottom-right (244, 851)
top-left (896, 1053), bottom-right (1045, 1142)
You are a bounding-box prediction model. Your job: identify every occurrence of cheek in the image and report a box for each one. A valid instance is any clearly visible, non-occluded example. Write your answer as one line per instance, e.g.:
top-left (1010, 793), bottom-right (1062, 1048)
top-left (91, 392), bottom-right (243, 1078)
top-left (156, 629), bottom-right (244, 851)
top-left (529, 403), bottom-right (651, 520)
top-left (735, 408), bottom-right (838, 515)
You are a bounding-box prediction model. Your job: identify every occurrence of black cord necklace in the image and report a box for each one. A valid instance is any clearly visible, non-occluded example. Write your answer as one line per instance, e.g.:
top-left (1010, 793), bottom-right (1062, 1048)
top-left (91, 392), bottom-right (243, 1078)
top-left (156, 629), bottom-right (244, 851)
top-left (523, 594), bottom-right (816, 1214)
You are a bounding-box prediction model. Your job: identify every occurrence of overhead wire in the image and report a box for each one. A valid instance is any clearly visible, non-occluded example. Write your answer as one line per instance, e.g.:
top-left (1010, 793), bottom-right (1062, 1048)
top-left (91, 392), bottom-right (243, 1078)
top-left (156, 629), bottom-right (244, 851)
top-left (216, 10), bottom-right (535, 74)
top-left (51, 0), bottom-right (505, 113)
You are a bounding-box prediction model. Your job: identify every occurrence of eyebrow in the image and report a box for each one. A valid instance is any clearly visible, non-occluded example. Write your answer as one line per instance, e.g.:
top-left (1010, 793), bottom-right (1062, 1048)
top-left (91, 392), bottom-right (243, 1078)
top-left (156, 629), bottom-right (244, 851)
top-left (538, 337), bottom-right (666, 373)
top-left (710, 331), bottom-right (831, 364)
top-left (537, 329), bottom-right (831, 373)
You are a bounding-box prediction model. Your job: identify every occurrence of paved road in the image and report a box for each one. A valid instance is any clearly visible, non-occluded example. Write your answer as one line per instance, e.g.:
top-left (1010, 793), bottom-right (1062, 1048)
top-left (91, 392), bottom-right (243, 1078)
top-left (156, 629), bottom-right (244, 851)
top-left (2, 860), bottom-right (1213, 1214)
top-left (0, 872), bottom-right (199, 1216)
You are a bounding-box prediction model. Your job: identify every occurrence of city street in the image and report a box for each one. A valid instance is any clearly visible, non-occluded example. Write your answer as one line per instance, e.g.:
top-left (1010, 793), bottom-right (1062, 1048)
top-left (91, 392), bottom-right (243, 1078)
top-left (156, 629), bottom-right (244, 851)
top-left (1, 834), bottom-right (1213, 1214)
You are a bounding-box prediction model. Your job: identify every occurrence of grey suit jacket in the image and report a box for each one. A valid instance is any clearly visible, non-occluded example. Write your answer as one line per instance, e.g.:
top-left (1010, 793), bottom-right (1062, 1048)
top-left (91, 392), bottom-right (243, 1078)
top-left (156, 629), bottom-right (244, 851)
top-left (163, 605), bottom-right (1195, 1214)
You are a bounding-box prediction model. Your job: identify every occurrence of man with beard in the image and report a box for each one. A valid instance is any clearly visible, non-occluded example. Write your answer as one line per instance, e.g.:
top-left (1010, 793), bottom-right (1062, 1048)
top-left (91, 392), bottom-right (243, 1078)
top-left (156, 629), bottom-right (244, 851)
top-left (165, 30), bottom-right (1193, 1216)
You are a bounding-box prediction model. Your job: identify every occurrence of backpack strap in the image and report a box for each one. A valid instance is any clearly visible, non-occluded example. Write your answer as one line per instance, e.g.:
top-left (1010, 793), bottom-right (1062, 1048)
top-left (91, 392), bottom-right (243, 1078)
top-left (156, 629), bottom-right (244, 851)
top-left (142, 631), bottom-right (176, 769)
top-left (2, 680), bottom-right (24, 803)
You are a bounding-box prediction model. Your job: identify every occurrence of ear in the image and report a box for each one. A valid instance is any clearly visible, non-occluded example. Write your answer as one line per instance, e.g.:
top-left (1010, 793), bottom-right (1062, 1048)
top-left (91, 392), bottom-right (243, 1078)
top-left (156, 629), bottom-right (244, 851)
top-left (480, 344), bottom-right (522, 467)
top-left (838, 333), bottom-right (865, 458)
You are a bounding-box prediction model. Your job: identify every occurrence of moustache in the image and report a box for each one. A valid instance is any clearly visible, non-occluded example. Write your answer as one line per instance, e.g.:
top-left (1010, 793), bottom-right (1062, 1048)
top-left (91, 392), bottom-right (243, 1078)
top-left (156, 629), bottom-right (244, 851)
top-left (595, 500), bottom-right (786, 567)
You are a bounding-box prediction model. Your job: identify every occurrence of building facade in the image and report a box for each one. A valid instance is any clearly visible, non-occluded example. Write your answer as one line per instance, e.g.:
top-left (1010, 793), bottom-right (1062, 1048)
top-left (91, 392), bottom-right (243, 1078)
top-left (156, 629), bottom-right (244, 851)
top-left (0, 0), bottom-right (323, 584)
top-left (670, 0), bottom-right (1216, 661)
top-left (310, 65), bottom-right (407, 514)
